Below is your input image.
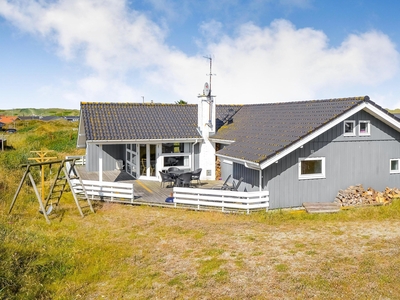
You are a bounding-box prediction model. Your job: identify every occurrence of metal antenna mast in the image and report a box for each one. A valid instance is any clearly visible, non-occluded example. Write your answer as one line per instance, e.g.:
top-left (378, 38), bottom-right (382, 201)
top-left (204, 55), bottom-right (215, 94)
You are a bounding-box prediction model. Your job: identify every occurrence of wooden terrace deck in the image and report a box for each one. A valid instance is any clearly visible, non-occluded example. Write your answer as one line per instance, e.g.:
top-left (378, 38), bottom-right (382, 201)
top-left (75, 167), bottom-right (223, 206)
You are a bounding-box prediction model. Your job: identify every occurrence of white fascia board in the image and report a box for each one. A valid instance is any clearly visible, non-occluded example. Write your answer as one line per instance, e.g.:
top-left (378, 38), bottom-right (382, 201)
top-left (260, 102), bottom-right (370, 170)
top-left (208, 138), bottom-right (235, 144)
top-left (86, 138), bottom-right (202, 145)
top-left (216, 153), bottom-right (261, 170)
top-left (362, 104), bottom-right (400, 130)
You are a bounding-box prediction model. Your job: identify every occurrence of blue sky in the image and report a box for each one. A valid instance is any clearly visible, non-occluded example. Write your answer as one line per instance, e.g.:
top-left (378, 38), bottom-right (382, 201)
top-left (1, 0), bottom-right (400, 109)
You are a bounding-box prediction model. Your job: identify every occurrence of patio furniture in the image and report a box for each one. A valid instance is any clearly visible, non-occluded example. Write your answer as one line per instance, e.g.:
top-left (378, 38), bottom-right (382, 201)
top-left (231, 177), bottom-right (244, 191)
top-left (191, 168), bottom-right (202, 186)
top-left (216, 174), bottom-right (231, 190)
top-left (176, 172), bottom-right (193, 187)
top-left (141, 158), bottom-right (154, 175)
top-left (159, 171), bottom-right (175, 188)
top-left (168, 166), bottom-right (180, 172)
top-left (168, 168), bottom-right (184, 185)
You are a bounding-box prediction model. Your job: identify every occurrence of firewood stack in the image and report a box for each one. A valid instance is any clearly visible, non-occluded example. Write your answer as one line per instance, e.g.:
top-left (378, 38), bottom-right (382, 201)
top-left (335, 185), bottom-right (400, 207)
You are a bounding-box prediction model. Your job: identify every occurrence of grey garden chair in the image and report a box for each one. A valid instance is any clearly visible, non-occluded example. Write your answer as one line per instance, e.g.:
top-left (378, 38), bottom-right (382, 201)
top-left (159, 171), bottom-right (175, 188)
top-left (231, 177), bottom-right (244, 191)
top-left (214, 174), bottom-right (231, 190)
top-left (176, 172), bottom-right (193, 187)
top-left (191, 168), bottom-right (202, 185)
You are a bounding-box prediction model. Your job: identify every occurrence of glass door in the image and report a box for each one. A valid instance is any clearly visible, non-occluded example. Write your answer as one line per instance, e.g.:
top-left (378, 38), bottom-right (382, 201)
top-left (126, 144), bottom-right (138, 178)
top-left (140, 144), bottom-right (157, 178)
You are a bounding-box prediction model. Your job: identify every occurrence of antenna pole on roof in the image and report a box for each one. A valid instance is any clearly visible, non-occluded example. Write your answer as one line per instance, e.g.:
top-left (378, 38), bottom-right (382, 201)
top-left (203, 55), bottom-right (215, 94)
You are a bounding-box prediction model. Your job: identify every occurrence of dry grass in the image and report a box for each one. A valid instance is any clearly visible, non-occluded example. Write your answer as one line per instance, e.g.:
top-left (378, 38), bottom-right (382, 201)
top-left (2, 196), bottom-right (400, 299)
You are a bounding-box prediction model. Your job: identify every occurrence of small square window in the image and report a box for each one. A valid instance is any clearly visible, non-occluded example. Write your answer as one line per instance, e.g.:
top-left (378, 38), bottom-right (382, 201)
top-left (359, 121), bottom-right (370, 136)
top-left (390, 159), bottom-right (400, 174)
top-left (299, 157), bottom-right (326, 180)
top-left (344, 120), bottom-right (355, 136)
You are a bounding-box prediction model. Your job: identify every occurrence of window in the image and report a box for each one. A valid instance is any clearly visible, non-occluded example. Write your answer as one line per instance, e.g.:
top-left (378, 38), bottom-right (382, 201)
top-left (390, 159), bottom-right (400, 174)
top-left (344, 120), bottom-right (355, 136)
top-left (299, 157), bottom-right (326, 180)
top-left (359, 121), bottom-right (370, 136)
top-left (162, 143), bottom-right (191, 169)
top-left (162, 142), bottom-right (189, 154)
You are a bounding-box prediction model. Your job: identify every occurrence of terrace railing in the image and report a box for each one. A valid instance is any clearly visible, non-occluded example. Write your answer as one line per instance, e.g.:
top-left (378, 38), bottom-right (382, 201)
top-left (66, 155), bottom-right (86, 165)
top-left (173, 187), bottom-right (269, 214)
top-left (71, 179), bottom-right (135, 204)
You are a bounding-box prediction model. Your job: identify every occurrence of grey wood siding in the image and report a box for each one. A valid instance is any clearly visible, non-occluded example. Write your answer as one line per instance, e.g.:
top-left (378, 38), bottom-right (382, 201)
top-left (233, 110), bottom-right (400, 209)
top-left (86, 144), bottom-right (125, 172)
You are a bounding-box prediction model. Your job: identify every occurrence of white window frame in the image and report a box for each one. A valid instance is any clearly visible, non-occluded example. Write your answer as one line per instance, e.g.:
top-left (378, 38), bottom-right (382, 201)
top-left (343, 120), bottom-right (356, 136)
top-left (161, 142), bottom-right (192, 171)
top-left (299, 157), bottom-right (326, 180)
top-left (390, 159), bottom-right (400, 174)
top-left (359, 120), bottom-right (371, 136)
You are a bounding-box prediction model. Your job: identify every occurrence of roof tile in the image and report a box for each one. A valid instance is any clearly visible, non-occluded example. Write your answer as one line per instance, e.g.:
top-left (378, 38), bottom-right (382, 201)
top-left (213, 96), bottom-right (370, 163)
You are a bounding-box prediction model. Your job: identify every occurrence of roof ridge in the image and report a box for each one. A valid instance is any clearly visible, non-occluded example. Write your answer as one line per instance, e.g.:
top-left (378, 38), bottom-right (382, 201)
top-left (80, 102), bottom-right (197, 106)
top-left (239, 96), bottom-right (369, 106)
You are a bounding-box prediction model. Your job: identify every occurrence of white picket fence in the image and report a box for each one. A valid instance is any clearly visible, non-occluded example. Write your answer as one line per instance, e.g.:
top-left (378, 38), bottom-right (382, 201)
top-left (71, 179), bottom-right (135, 204)
top-left (173, 187), bottom-right (269, 214)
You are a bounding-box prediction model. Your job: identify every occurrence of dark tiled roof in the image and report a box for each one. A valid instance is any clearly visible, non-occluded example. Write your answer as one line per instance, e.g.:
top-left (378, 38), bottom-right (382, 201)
top-left (81, 102), bottom-right (202, 141)
top-left (215, 104), bottom-right (243, 131)
top-left (81, 102), bottom-right (242, 141)
top-left (213, 96), bottom-right (370, 163)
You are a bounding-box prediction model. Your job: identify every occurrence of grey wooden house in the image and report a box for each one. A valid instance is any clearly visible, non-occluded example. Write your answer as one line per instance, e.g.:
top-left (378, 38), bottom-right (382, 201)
top-left (77, 96), bottom-right (400, 209)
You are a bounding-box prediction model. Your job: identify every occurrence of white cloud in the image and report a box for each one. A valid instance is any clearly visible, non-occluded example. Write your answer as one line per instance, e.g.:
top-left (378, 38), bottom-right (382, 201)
top-left (0, 1), bottom-right (399, 108)
top-left (199, 20), bottom-right (224, 44)
top-left (206, 20), bottom-right (399, 103)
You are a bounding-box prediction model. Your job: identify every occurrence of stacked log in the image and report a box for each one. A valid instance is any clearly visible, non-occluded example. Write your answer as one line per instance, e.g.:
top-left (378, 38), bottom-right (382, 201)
top-left (335, 184), bottom-right (400, 207)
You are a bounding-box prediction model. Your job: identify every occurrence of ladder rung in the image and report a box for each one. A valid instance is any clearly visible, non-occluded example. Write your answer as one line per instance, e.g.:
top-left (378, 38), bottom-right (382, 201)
top-left (53, 185), bottom-right (65, 192)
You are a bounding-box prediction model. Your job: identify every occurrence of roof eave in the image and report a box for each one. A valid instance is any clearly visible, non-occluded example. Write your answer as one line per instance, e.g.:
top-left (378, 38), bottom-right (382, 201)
top-left (85, 137), bottom-right (203, 145)
top-left (208, 138), bottom-right (235, 144)
top-left (215, 153), bottom-right (261, 170)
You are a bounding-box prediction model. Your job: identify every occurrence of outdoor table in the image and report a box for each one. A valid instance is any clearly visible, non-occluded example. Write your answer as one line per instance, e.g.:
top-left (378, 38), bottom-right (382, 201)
top-left (168, 169), bottom-right (184, 185)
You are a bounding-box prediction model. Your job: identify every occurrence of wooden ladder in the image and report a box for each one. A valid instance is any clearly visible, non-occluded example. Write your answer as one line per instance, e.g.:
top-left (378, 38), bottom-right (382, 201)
top-left (44, 159), bottom-right (94, 217)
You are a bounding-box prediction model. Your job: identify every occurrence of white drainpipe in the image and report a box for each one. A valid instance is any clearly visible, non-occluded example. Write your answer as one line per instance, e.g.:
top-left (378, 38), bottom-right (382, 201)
top-left (99, 144), bottom-right (103, 182)
top-left (192, 139), bottom-right (199, 170)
